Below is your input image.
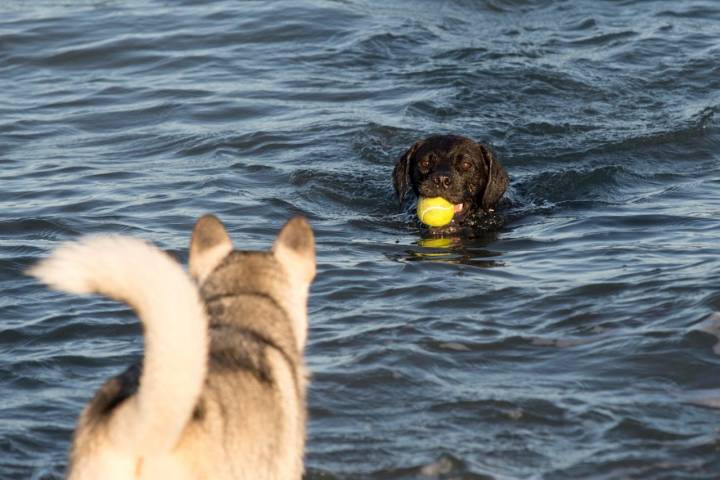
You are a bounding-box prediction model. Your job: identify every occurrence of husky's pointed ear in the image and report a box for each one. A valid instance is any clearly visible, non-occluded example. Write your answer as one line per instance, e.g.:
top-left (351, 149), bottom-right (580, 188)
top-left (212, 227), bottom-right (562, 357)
top-left (393, 140), bottom-right (423, 207)
top-left (189, 214), bottom-right (233, 283)
top-left (478, 144), bottom-right (509, 212)
top-left (273, 216), bottom-right (315, 284)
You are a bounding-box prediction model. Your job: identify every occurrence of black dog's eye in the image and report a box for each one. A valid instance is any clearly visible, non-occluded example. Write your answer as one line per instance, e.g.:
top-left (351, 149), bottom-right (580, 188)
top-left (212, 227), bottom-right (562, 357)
top-left (459, 157), bottom-right (472, 171)
top-left (419, 157), bottom-right (431, 169)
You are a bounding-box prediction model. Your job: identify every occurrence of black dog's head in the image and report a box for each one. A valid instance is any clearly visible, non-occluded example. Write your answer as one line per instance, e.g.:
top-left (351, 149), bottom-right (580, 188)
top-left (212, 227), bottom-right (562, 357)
top-left (393, 135), bottom-right (509, 224)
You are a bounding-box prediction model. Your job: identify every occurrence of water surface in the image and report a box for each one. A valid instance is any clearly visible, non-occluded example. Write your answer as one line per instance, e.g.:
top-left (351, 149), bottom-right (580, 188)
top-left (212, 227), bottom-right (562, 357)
top-left (1, 1), bottom-right (720, 478)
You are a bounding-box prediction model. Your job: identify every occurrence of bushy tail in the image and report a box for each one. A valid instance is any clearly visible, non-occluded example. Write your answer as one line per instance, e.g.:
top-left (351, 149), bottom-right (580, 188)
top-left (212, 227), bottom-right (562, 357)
top-left (28, 235), bottom-right (208, 454)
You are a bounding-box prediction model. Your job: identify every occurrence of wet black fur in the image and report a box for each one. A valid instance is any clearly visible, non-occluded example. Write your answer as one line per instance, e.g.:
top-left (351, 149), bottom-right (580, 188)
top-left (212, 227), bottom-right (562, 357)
top-left (393, 134), bottom-right (509, 232)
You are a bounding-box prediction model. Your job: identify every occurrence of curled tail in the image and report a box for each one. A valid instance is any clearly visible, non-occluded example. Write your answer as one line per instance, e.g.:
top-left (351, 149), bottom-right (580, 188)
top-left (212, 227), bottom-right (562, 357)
top-left (28, 235), bottom-right (208, 454)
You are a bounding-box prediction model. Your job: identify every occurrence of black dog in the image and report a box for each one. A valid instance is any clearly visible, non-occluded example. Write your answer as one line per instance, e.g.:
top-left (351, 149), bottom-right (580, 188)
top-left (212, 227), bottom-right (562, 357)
top-left (393, 134), bottom-right (509, 233)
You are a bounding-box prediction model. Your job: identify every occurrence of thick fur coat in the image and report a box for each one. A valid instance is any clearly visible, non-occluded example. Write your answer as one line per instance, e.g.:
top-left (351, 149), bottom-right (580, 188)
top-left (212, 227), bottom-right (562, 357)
top-left (29, 215), bottom-right (315, 480)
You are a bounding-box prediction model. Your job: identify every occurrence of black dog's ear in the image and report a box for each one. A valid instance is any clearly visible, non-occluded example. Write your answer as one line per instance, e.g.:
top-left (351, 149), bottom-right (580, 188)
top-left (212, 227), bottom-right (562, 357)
top-left (393, 140), bottom-right (423, 207)
top-left (478, 145), bottom-right (509, 211)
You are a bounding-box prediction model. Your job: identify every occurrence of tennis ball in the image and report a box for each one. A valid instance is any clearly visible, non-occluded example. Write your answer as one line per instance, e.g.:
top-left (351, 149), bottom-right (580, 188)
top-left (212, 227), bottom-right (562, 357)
top-left (417, 196), bottom-right (455, 227)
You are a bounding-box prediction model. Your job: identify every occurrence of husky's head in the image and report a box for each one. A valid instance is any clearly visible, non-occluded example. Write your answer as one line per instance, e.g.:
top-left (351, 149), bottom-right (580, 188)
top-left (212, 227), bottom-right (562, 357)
top-left (188, 214), bottom-right (316, 351)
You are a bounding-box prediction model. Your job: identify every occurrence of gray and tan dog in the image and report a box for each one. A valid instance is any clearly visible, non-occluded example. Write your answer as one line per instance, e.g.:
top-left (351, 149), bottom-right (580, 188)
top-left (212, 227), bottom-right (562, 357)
top-left (29, 214), bottom-right (315, 480)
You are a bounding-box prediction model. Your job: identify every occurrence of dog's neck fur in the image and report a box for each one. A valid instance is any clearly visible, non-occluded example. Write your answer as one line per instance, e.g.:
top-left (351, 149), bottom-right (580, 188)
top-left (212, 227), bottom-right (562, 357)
top-left (201, 253), bottom-right (304, 358)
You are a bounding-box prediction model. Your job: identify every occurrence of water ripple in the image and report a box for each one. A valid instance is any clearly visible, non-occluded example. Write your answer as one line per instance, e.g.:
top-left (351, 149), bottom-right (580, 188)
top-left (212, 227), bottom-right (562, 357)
top-left (2, 0), bottom-right (720, 478)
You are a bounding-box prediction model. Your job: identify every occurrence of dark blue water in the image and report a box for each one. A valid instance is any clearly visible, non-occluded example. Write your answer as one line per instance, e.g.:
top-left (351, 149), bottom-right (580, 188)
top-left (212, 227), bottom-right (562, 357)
top-left (2, 1), bottom-right (720, 478)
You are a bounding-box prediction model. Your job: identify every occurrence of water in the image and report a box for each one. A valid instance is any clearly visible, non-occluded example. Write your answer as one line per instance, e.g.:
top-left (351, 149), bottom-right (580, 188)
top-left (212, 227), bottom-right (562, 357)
top-left (1, 0), bottom-right (720, 478)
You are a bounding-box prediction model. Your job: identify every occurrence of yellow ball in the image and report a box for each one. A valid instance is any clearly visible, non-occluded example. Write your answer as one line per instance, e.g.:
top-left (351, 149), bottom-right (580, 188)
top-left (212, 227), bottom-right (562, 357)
top-left (417, 196), bottom-right (455, 227)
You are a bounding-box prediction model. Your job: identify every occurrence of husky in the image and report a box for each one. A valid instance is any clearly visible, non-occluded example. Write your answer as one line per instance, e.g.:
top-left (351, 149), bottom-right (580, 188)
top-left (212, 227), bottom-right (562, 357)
top-left (29, 214), bottom-right (315, 480)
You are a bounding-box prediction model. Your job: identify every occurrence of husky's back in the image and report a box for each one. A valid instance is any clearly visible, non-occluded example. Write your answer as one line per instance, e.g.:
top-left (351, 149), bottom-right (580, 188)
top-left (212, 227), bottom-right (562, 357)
top-left (30, 215), bottom-right (315, 480)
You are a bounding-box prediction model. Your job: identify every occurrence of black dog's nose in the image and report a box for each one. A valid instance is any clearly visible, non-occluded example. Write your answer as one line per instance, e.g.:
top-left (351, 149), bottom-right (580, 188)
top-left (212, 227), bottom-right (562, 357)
top-left (433, 174), bottom-right (451, 189)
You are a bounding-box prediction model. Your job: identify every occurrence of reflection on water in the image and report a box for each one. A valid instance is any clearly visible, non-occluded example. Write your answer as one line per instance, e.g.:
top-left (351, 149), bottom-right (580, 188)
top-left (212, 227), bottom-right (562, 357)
top-left (401, 234), bottom-right (504, 267)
